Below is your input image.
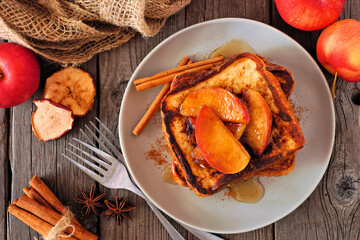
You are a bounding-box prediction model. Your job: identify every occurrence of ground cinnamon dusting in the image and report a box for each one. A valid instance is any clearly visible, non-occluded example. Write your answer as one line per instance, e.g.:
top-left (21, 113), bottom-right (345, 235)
top-left (221, 188), bottom-right (234, 201)
top-left (145, 136), bottom-right (169, 167)
top-left (290, 100), bottom-right (308, 125)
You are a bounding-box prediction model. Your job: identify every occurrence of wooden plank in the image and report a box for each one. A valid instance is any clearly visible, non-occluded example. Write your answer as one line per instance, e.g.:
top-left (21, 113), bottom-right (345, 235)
top-left (8, 77), bottom-right (40, 239)
top-left (97, 7), bottom-right (189, 240)
top-left (7, 56), bottom-right (100, 238)
top-left (273, 1), bottom-right (360, 240)
top-left (7, 59), bottom-right (64, 239)
top-left (54, 58), bottom-right (100, 234)
top-left (0, 38), bottom-right (9, 240)
top-left (0, 108), bottom-right (9, 240)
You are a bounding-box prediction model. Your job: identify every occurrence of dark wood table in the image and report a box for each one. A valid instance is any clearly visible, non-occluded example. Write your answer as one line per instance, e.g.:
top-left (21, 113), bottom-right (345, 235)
top-left (1, 1), bottom-right (359, 239)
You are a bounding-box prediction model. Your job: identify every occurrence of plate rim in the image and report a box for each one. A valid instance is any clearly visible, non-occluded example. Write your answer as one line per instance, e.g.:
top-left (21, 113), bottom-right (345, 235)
top-left (118, 17), bottom-right (335, 233)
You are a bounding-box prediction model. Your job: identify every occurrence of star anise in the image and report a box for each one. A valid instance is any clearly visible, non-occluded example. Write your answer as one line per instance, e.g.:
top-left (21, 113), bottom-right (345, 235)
top-left (75, 185), bottom-right (106, 216)
top-left (103, 197), bottom-right (136, 225)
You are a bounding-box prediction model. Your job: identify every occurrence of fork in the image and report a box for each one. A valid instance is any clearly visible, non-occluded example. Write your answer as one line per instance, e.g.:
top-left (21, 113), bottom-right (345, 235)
top-left (62, 117), bottom-right (223, 240)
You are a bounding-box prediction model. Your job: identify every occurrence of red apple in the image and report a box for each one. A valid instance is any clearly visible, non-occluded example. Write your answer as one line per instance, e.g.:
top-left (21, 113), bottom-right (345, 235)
top-left (317, 19), bottom-right (360, 82)
top-left (180, 87), bottom-right (250, 124)
top-left (195, 106), bottom-right (250, 174)
top-left (242, 89), bottom-right (272, 156)
top-left (0, 43), bottom-right (40, 108)
top-left (274, 0), bottom-right (345, 31)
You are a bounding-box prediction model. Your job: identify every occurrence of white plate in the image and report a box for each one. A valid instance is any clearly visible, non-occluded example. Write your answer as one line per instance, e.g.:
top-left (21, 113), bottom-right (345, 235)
top-left (119, 18), bottom-right (335, 234)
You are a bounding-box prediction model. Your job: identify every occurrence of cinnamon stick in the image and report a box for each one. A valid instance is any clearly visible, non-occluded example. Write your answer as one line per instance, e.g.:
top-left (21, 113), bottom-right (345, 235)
top-left (8, 204), bottom-right (77, 240)
top-left (23, 187), bottom-right (54, 210)
top-left (16, 195), bottom-right (98, 240)
top-left (29, 175), bottom-right (65, 214)
top-left (132, 56), bottom-right (190, 136)
top-left (135, 62), bottom-right (218, 92)
top-left (29, 175), bottom-right (81, 226)
top-left (134, 56), bottom-right (224, 86)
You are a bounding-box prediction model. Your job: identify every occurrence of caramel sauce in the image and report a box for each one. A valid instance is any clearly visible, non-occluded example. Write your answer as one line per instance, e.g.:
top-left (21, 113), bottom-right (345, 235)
top-left (228, 177), bottom-right (264, 203)
top-left (161, 164), bottom-right (177, 184)
top-left (209, 38), bottom-right (256, 59)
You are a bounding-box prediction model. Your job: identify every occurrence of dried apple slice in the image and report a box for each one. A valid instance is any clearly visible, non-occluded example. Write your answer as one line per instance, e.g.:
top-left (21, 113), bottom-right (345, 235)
top-left (31, 99), bottom-right (74, 141)
top-left (43, 67), bottom-right (96, 117)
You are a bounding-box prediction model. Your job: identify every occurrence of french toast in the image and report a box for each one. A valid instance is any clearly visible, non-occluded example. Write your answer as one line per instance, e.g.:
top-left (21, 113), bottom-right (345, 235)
top-left (161, 53), bottom-right (304, 197)
top-left (168, 58), bottom-right (296, 186)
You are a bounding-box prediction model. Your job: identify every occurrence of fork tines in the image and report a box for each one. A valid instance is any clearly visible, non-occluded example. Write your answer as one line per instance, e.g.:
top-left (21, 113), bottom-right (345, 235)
top-left (62, 118), bottom-right (124, 180)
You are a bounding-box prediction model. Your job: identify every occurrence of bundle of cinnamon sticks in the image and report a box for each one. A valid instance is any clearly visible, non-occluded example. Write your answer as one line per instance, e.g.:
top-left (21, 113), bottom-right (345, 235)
top-left (8, 175), bottom-right (98, 240)
top-left (132, 56), bottom-right (224, 136)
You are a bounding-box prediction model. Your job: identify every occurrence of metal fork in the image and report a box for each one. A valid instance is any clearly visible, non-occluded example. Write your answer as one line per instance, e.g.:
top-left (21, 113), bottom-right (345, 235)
top-left (62, 117), bottom-right (223, 240)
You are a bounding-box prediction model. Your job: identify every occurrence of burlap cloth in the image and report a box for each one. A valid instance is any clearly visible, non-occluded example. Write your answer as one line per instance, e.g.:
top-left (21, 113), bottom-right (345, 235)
top-left (0, 0), bottom-right (191, 65)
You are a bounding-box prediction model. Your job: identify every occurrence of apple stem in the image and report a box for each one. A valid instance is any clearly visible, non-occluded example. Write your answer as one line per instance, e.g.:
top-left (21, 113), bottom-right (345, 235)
top-left (332, 72), bottom-right (338, 99)
top-left (0, 71), bottom-right (3, 79)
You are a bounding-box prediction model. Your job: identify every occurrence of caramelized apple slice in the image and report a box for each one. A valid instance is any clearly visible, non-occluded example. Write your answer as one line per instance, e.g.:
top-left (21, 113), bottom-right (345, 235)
top-left (242, 89), bottom-right (272, 156)
top-left (31, 99), bottom-right (74, 141)
top-left (195, 106), bottom-right (250, 174)
top-left (189, 117), bottom-right (246, 140)
top-left (224, 122), bottom-right (246, 140)
top-left (43, 67), bottom-right (96, 117)
top-left (180, 87), bottom-right (250, 123)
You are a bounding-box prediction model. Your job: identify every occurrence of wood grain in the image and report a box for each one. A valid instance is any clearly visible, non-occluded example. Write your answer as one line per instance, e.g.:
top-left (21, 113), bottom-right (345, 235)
top-left (272, 1), bottom-right (360, 240)
top-left (2, 0), bottom-right (360, 239)
top-left (0, 108), bottom-right (9, 240)
top-left (97, 8), bottom-right (188, 240)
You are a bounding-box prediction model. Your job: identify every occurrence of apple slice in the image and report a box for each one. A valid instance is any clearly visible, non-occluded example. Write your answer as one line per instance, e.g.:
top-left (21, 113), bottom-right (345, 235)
top-left (224, 122), bottom-right (246, 140)
top-left (180, 87), bottom-right (250, 124)
top-left (43, 67), bottom-right (96, 117)
top-left (242, 89), bottom-right (272, 156)
top-left (189, 117), bottom-right (246, 140)
top-left (31, 99), bottom-right (74, 142)
top-left (195, 106), bottom-right (250, 174)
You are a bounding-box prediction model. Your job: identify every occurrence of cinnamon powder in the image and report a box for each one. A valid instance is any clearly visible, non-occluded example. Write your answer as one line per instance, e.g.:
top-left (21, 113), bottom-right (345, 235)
top-left (145, 132), bottom-right (170, 167)
top-left (221, 188), bottom-right (234, 201)
top-left (290, 100), bottom-right (308, 125)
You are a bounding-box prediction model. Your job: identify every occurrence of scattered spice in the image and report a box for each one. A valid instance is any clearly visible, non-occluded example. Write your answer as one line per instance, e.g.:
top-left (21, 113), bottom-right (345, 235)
top-left (221, 188), bottom-right (234, 201)
top-left (290, 100), bottom-right (308, 125)
top-left (145, 136), bottom-right (169, 166)
top-left (75, 186), bottom-right (105, 216)
top-left (103, 197), bottom-right (136, 225)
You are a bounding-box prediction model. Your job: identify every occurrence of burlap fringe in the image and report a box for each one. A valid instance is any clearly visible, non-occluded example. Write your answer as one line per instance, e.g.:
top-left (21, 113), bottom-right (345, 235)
top-left (0, 0), bottom-right (191, 65)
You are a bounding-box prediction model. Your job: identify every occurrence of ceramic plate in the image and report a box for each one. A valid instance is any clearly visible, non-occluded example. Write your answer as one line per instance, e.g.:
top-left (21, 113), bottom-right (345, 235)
top-left (119, 18), bottom-right (335, 233)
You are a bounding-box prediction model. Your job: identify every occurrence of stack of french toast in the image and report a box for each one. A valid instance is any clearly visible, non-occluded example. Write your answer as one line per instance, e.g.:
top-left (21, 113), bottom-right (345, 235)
top-left (161, 53), bottom-right (305, 197)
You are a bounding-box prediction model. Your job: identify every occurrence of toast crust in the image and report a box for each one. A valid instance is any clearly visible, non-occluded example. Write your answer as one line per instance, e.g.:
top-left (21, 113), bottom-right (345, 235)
top-left (161, 53), bottom-right (304, 196)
